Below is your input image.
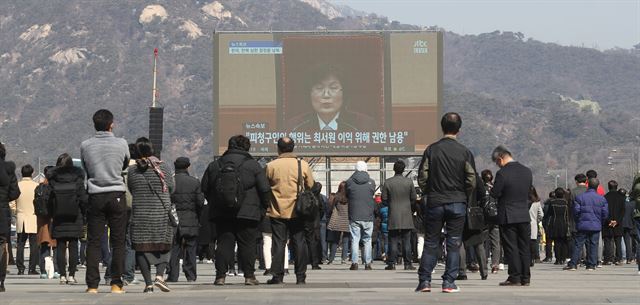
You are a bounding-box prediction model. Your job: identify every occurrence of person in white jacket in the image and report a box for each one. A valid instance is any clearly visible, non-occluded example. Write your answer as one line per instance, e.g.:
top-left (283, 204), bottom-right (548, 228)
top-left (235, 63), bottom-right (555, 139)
top-left (529, 186), bottom-right (544, 267)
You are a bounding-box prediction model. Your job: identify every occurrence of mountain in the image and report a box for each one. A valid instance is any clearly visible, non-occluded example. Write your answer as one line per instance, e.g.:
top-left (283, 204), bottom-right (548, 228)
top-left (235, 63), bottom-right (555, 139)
top-left (1, 0), bottom-right (639, 192)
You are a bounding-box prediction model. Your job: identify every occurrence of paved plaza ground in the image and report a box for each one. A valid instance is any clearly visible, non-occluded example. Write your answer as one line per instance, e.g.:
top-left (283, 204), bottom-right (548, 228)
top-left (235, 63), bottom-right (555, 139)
top-left (1, 260), bottom-right (638, 304)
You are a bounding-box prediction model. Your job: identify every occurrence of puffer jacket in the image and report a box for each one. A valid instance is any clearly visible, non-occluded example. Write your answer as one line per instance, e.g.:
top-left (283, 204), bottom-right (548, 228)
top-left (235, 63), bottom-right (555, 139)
top-left (346, 171), bottom-right (376, 222)
top-left (202, 149), bottom-right (271, 221)
top-left (171, 169), bottom-right (204, 237)
top-left (49, 166), bottom-right (87, 239)
top-left (573, 189), bottom-right (608, 232)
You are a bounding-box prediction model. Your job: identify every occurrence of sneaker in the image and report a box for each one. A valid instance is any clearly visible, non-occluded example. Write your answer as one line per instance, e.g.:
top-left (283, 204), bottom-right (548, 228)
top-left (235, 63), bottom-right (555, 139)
top-left (442, 284), bottom-right (460, 293)
top-left (586, 267), bottom-right (596, 271)
top-left (350, 263), bottom-right (359, 271)
top-left (143, 285), bottom-right (154, 293)
top-left (86, 288), bottom-right (98, 294)
top-left (384, 265), bottom-right (396, 270)
top-left (205, 259), bottom-right (214, 264)
top-left (110, 284), bottom-right (125, 294)
top-left (154, 278), bottom-right (170, 292)
top-left (124, 278), bottom-right (141, 286)
top-left (40, 273), bottom-right (48, 279)
top-left (78, 264), bottom-right (86, 269)
top-left (263, 269), bottom-right (272, 276)
top-left (59, 276), bottom-right (67, 285)
top-left (456, 274), bottom-right (468, 280)
top-left (364, 264), bottom-right (373, 270)
top-left (415, 281), bottom-right (431, 292)
top-left (237, 271), bottom-right (244, 277)
top-left (0, 282), bottom-right (4, 293)
top-left (498, 263), bottom-right (505, 270)
top-left (214, 277), bottom-right (225, 286)
top-left (491, 266), bottom-right (499, 274)
top-left (67, 276), bottom-right (78, 285)
top-left (52, 272), bottom-right (60, 279)
top-left (563, 265), bottom-right (577, 271)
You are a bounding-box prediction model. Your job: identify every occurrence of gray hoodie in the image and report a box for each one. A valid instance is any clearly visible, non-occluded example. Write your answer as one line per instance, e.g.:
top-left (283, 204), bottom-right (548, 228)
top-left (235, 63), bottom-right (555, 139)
top-left (346, 171), bottom-right (376, 222)
top-left (81, 131), bottom-right (130, 194)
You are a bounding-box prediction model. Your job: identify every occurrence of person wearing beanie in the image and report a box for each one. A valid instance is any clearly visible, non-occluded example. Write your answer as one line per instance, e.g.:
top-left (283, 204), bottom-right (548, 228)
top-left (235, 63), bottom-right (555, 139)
top-left (346, 160), bottom-right (376, 271)
top-left (167, 157), bottom-right (204, 283)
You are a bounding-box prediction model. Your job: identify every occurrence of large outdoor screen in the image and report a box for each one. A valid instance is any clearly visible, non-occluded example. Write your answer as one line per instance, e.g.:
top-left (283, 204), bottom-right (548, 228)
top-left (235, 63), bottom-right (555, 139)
top-left (213, 31), bottom-right (442, 156)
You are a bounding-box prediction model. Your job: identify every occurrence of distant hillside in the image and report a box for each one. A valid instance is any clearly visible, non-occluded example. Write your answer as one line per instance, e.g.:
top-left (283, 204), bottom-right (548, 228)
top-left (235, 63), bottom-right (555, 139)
top-left (1, 0), bottom-right (639, 192)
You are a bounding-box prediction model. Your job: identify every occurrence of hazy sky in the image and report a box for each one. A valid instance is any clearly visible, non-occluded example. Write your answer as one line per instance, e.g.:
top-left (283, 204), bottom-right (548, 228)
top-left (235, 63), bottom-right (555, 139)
top-left (330, 0), bottom-right (640, 49)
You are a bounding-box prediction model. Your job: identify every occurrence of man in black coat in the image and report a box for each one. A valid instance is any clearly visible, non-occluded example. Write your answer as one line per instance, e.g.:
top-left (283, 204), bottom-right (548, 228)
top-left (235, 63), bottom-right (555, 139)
top-left (602, 180), bottom-right (625, 265)
top-left (168, 157), bottom-right (205, 282)
top-left (490, 145), bottom-right (533, 287)
top-left (201, 135), bottom-right (271, 286)
top-left (0, 143), bottom-right (21, 292)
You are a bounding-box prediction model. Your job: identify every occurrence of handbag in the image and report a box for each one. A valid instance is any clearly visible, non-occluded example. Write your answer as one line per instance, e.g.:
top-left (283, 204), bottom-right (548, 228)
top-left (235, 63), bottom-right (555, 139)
top-left (483, 195), bottom-right (498, 224)
top-left (293, 158), bottom-right (319, 219)
top-left (467, 205), bottom-right (486, 231)
top-left (142, 172), bottom-right (179, 227)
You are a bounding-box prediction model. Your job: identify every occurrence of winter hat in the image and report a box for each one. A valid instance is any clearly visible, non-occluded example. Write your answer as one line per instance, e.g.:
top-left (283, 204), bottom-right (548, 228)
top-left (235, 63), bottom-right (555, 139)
top-left (355, 161), bottom-right (368, 172)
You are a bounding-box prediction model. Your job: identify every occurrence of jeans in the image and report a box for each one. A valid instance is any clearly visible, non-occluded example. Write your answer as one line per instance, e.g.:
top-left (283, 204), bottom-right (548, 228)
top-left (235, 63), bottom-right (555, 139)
top-left (16, 232), bottom-right (38, 272)
top-left (569, 230), bottom-right (600, 268)
top-left (319, 221), bottom-right (328, 261)
top-left (122, 219), bottom-right (136, 282)
top-left (388, 229), bottom-right (412, 266)
top-left (418, 202), bottom-right (466, 286)
top-left (328, 232), bottom-right (349, 263)
top-left (85, 191), bottom-right (127, 289)
top-left (349, 220), bottom-right (373, 265)
top-left (622, 228), bottom-right (638, 261)
top-left (39, 244), bottom-right (58, 274)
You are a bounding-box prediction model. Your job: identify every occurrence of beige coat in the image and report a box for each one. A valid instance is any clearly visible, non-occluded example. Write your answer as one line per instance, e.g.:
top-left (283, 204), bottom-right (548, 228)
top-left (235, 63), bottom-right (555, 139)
top-left (266, 153), bottom-right (314, 219)
top-left (16, 178), bottom-right (38, 234)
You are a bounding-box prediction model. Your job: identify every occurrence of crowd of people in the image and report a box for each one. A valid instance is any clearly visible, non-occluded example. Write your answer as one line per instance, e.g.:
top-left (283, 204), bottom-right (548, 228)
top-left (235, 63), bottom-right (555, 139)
top-left (0, 110), bottom-right (639, 294)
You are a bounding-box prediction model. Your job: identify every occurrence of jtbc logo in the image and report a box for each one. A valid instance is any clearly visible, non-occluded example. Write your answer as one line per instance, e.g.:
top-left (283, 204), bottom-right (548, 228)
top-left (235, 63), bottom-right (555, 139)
top-left (414, 40), bottom-right (428, 48)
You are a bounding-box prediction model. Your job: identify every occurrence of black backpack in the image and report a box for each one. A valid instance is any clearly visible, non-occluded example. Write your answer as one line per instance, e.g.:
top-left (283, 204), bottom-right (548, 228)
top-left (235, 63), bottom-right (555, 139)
top-left (214, 157), bottom-right (249, 210)
top-left (50, 180), bottom-right (79, 218)
top-left (34, 183), bottom-right (52, 217)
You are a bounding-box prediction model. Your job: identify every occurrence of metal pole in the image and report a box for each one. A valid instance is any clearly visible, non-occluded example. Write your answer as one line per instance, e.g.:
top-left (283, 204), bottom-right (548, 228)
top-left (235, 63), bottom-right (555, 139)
top-left (325, 156), bottom-right (332, 195)
top-left (380, 157), bottom-right (386, 188)
top-left (554, 175), bottom-right (559, 188)
top-left (152, 48), bottom-right (158, 108)
top-left (564, 168), bottom-right (568, 189)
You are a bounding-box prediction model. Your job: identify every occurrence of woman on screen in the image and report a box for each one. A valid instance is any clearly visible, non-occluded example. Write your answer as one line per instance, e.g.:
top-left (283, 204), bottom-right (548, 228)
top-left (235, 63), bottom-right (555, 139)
top-left (288, 63), bottom-right (376, 132)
